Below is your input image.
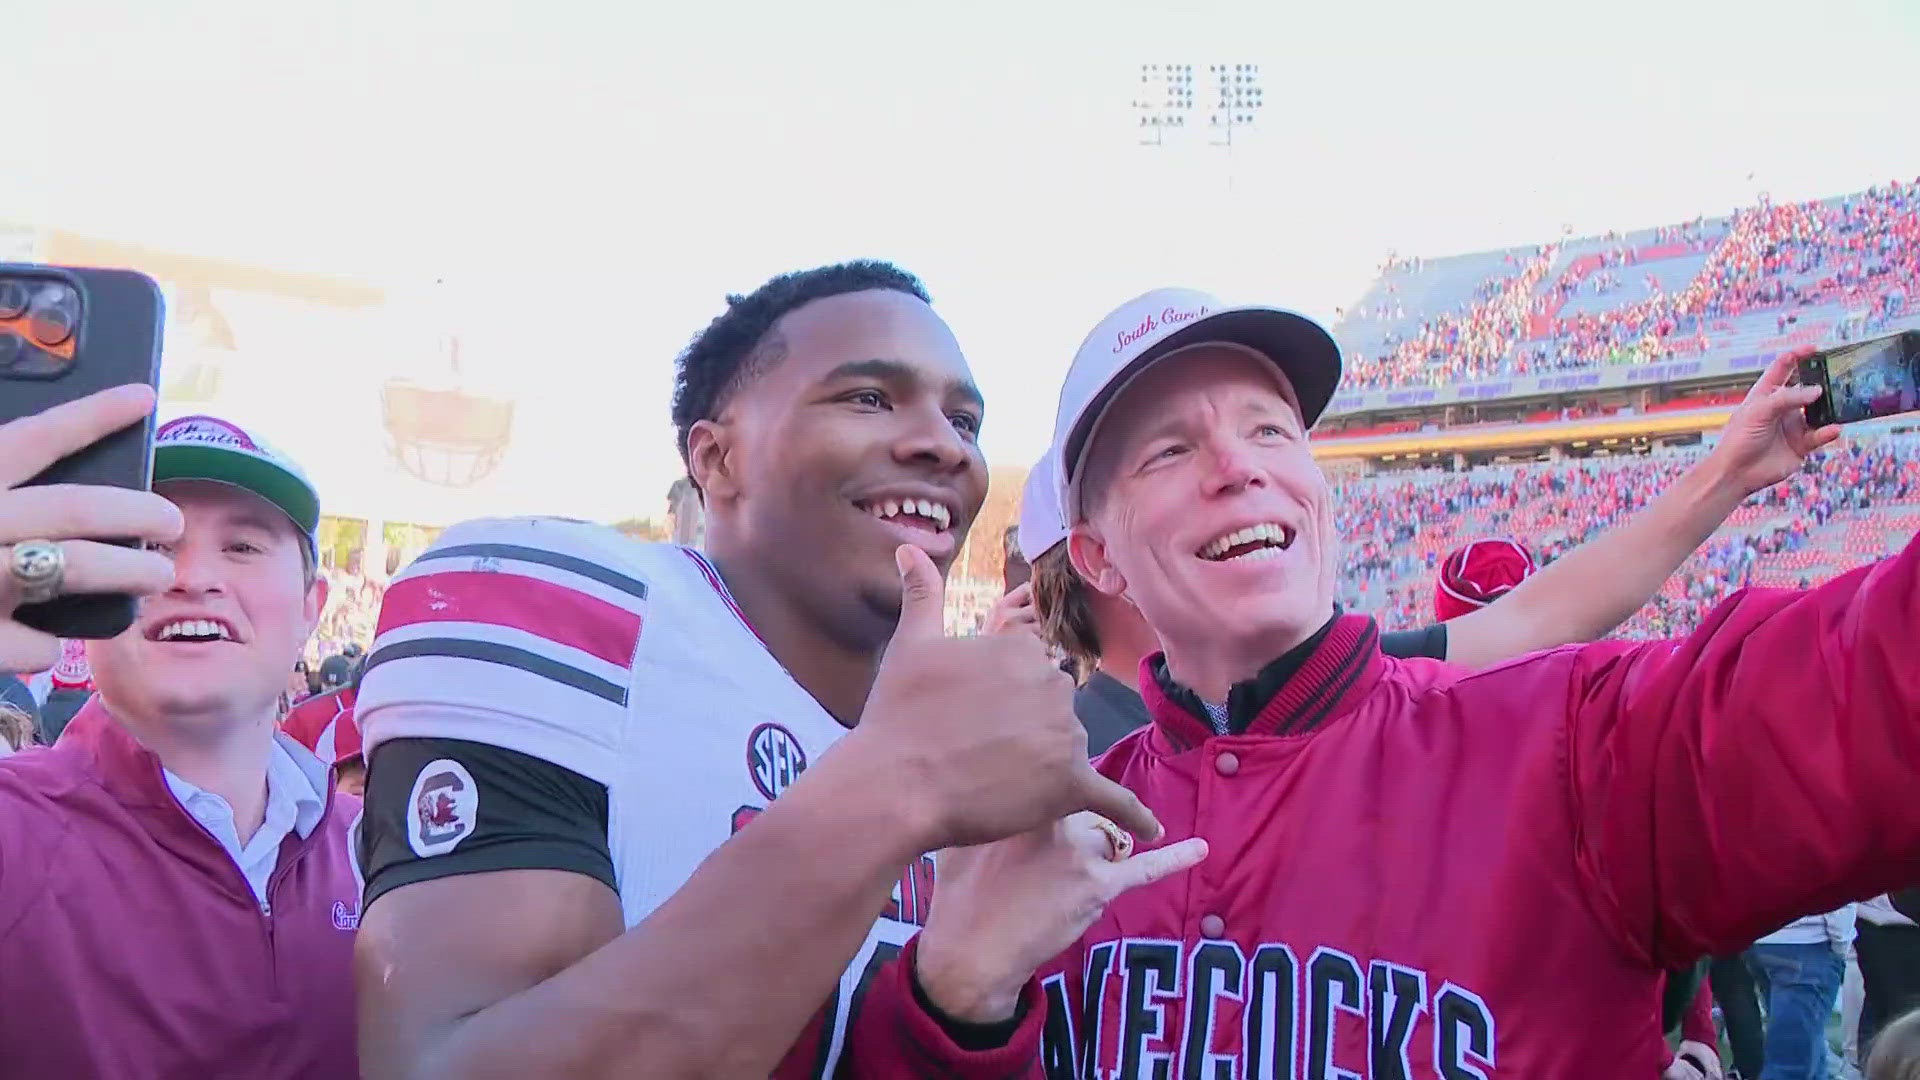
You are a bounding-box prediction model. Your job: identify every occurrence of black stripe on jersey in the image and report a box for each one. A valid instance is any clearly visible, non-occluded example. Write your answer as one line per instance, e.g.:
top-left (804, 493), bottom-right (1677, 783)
top-left (416, 542), bottom-right (650, 601)
top-left (366, 637), bottom-right (628, 705)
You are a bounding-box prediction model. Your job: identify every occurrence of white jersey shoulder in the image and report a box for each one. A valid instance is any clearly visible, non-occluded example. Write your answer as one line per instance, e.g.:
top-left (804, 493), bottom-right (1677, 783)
top-left (359, 516), bottom-right (664, 782)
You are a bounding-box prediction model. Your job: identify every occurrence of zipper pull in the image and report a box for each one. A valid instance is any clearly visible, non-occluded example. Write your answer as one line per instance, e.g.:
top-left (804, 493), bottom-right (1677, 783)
top-left (260, 899), bottom-right (272, 918)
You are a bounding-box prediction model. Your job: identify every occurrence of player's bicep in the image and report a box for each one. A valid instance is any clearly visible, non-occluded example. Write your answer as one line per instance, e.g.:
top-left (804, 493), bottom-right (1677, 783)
top-left (356, 869), bottom-right (624, 1080)
top-left (356, 736), bottom-right (623, 1077)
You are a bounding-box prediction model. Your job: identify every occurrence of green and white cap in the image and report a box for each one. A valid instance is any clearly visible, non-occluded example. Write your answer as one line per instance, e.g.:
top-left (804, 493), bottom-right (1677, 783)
top-left (152, 415), bottom-right (320, 551)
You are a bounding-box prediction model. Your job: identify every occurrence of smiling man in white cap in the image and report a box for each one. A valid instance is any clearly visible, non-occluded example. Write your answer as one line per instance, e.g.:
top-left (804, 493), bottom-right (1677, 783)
top-left (850, 288), bottom-right (1920, 1077)
top-left (0, 414), bottom-right (362, 1078)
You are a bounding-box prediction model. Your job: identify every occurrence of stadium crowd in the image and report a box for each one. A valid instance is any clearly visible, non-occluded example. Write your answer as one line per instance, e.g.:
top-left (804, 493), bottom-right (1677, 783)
top-left (1342, 179), bottom-right (1920, 390)
top-left (3, 233), bottom-right (1920, 1080)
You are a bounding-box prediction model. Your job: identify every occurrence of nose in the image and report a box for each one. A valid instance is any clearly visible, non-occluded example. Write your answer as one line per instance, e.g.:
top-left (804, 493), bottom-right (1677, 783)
top-left (891, 402), bottom-right (975, 473)
top-left (164, 540), bottom-right (228, 598)
top-left (1199, 431), bottom-right (1264, 498)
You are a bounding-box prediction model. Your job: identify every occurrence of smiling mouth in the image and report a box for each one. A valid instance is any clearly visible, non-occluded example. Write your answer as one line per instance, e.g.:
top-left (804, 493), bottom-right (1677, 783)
top-left (855, 498), bottom-right (953, 534)
top-left (150, 618), bottom-right (236, 643)
top-left (1197, 523), bottom-right (1296, 563)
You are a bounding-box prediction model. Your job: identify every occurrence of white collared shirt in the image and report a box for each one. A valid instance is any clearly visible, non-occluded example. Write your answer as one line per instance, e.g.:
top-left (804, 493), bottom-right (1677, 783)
top-left (164, 739), bottom-right (327, 908)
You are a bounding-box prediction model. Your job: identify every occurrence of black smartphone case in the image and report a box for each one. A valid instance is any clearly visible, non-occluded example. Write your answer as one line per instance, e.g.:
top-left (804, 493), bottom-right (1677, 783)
top-left (1, 264), bottom-right (166, 639)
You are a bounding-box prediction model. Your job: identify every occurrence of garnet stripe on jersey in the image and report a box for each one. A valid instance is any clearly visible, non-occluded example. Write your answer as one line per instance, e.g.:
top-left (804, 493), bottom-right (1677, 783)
top-left (364, 637), bottom-right (627, 705)
top-left (378, 572), bottom-right (643, 668)
top-left (416, 542), bottom-right (651, 601)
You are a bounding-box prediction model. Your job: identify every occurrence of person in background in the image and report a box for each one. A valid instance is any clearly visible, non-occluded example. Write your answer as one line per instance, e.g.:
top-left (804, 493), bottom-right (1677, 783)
top-left (37, 638), bottom-right (95, 745)
top-left (0, 677), bottom-right (39, 751)
top-left (1870, 1008), bottom-right (1920, 1080)
top-left (316, 652), bottom-right (352, 694)
top-left (287, 659), bottom-right (311, 706)
top-left (1859, 895), bottom-right (1920, 1060)
top-left (280, 661), bottom-right (362, 796)
top-left (1752, 904), bottom-right (1858, 1080)
top-left (0, 412), bottom-right (361, 1078)
top-left (0, 702), bottom-right (33, 758)
top-left (1714, 949), bottom-right (1772, 1080)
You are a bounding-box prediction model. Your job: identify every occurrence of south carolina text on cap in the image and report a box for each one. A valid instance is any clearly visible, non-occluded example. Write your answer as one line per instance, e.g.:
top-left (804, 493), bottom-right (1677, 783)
top-left (153, 415), bottom-right (320, 551)
top-left (1050, 287), bottom-right (1342, 519)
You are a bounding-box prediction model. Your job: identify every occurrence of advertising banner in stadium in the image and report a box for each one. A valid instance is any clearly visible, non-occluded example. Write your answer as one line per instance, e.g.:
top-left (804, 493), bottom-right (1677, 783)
top-left (1325, 352), bottom-right (1778, 417)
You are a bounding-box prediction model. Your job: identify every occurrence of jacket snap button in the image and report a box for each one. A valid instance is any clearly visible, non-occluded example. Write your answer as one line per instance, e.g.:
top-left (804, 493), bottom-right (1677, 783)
top-left (1215, 752), bottom-right (1240, 776)
top-left (1200, 914), bottom-right (1226, 939)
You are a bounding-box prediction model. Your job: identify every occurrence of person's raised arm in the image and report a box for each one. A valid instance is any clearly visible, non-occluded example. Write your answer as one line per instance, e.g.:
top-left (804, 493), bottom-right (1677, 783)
top-left (356, 544), bottom-right (1162, 1080)
top-left (1564, 521), bottom-right (1920, 968)
top-left (1444, 350), bottom-right (1836, 667)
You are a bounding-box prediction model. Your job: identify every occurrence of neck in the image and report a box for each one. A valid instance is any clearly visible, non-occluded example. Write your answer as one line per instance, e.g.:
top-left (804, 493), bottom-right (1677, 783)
top-left (108, 694), bottom-right (278, 843)
top-left (705, 549), bottom-right (882, 728)
top-left (1163, 605), bottom-right (1335, 702)
top-left (1092, 595), bottom-right (1159, 692)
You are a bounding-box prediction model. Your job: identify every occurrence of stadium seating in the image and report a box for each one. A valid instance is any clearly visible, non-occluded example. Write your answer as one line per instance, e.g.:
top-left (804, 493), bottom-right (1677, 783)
top-left (1331, 180), bottom-right (1920, 393)
top-left (1333, 430), bottom-right (1920, 639)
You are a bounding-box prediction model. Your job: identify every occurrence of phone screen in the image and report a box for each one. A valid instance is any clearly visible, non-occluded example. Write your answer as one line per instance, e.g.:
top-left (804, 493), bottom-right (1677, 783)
top-left (1815, 331), bottom-right (1920, 424)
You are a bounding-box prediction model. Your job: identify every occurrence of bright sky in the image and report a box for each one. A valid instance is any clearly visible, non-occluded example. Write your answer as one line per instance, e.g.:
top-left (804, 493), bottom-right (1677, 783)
top-left (10, 0), bottom-right (1920, 522)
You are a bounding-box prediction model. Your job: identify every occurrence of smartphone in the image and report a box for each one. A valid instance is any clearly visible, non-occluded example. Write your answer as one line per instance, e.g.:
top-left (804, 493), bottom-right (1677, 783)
top-left (0, 264), bottom-right (166, 639)
top-left (1799, 330), bottom-right (1920, 427)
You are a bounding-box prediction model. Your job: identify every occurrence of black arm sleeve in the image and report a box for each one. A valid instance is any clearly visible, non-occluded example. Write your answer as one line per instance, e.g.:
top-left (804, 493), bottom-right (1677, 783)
top-left (359, 736), bottom-right (615, 912)
top-left (1379, 623), bottom-right (1449, 661)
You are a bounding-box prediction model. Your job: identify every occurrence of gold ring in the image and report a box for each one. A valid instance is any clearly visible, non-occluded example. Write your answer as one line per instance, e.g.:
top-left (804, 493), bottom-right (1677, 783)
top-left (1089, 816), bottom-right (1133, 862)
top-left (8, 539), bottom-right (65, 606)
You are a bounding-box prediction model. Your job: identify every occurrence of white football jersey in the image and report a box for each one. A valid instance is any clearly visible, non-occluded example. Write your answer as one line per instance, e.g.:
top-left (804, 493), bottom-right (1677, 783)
top-left (357, 517), bottom-right (934, 1073)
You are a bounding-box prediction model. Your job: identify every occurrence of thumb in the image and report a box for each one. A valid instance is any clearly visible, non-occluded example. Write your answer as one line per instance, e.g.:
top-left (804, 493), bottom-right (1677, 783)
top-left (891, 544), bottom-right (947, 643)
top-left (1106, 837), bottom-right (1209, 895)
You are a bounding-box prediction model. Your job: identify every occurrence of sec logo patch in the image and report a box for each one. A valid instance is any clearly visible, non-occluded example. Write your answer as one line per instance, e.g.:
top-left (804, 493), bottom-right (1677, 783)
top-left (408, 758), bottom-right (479, 858)
top-left (746, 723), bottom-right (808, 801)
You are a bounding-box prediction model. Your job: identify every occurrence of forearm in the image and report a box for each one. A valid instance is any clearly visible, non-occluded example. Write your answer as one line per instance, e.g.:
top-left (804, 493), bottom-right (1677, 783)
top-left (421, 752), bottom-right (928, 1079)
top-left (1449, 459), bottom-right (1745, 665)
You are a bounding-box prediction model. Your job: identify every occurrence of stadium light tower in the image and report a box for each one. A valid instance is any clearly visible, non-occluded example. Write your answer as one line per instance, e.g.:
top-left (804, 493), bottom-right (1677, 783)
top-left (1134, 62), bottom-right (1263, 148)
top-left (1134, 63), bottom-right (1194, 146)
top-left (1205, 63), bottom-right (1264, 147)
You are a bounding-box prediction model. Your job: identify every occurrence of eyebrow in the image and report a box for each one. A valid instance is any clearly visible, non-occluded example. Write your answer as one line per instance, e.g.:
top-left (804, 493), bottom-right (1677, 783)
top-left (822, 358), bottom-right (985, 412)
top-left (221, 512), bottom-right (290, 539)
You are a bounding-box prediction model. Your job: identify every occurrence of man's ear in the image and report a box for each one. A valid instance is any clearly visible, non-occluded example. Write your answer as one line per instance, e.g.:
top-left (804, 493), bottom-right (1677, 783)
top-left (686, 419), bottom-right (737, 504)
top-left (304, 575), bottom-right (329, 634)
top-left (1067, 524), bottom-right (1127, 598)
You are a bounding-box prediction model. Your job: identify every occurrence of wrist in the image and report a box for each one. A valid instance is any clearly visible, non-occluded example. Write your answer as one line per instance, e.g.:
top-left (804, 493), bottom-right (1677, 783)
top-left (914, 930), bottom-right (1025, 1025)
top-left (808, 726), bottom-right (945, 858)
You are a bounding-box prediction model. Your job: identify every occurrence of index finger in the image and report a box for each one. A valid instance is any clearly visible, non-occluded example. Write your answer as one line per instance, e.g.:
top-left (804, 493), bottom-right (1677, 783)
top-left (0, 384), bottom-right (157, 489)
top-left (1074, 765), bottom-right (1163, 843)
top-left (1753, 347), bottom-right (1811, 394)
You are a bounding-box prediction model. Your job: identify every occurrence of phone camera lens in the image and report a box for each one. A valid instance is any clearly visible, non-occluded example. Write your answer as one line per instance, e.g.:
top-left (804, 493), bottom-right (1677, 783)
top-left (0, 281), bottom-right (27, 319)
top-left (26, 284), bottom-right (76, 347)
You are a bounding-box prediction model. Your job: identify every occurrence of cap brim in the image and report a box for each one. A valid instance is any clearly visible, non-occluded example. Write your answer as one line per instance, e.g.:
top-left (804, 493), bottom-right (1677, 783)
top-left (153, 444), bottom-right (321, 541)
top-left (1061, 306), bottom-right (1342, 509)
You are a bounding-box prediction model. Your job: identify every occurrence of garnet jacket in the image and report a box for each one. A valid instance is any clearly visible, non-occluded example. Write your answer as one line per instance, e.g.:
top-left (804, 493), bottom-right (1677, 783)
top-left (848, 533), bottom-right (1920, 1077)
top-left (0, 698), bottom-right (361, 1079)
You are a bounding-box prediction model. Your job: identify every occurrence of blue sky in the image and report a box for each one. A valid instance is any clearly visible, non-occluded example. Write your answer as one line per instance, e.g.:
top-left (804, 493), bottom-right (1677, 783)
top-left (9, 0), bottom-right (1920, 522)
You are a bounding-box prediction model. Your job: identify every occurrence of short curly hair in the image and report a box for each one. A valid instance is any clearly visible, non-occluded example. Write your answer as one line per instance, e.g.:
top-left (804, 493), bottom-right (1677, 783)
top-left (670, 260), bottom-right (931, 473)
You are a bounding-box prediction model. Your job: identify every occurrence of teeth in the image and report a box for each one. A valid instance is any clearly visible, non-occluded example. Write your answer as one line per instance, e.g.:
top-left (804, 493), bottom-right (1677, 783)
top-left (158, 618), bottom-right (231, 641)
top-left (1199, 523), bottom-right (1295, 561)
top-left (862, 498), bottom-right (952, 532)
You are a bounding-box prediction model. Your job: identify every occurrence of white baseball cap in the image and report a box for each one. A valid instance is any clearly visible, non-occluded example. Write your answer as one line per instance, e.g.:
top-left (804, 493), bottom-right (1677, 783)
top-left (152, 415), bottom-right (321, 552)
top-left (1016, 448), bottom-right (1067, 563)
top-left (1052, 287), bottom-right (1341, 519)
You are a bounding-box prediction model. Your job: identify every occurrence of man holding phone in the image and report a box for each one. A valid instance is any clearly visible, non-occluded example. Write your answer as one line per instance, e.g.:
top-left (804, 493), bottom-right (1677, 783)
top-left (860, 289), bottom-right (1920, 1077)
top-left (0, 401), bottom-right (363, 1078)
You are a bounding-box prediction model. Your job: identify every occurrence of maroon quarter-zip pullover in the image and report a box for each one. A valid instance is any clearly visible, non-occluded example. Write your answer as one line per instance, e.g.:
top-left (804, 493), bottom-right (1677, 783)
top-left (0, 698), bottom-right (361, 1078)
